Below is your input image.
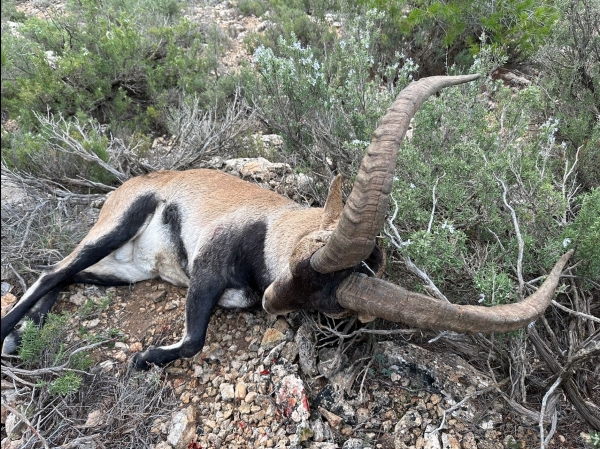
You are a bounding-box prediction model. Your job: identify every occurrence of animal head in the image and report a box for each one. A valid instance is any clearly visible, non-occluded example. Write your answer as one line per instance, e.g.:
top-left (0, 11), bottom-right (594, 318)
top-left (263, 74), bottom-right (574, 333)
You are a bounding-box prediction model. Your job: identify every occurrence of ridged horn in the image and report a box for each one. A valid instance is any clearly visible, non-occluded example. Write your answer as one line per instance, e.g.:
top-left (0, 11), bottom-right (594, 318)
top-left (310, 74), bottom-right (481, 274)
top-left (336, 249), bottom-right (573, 332)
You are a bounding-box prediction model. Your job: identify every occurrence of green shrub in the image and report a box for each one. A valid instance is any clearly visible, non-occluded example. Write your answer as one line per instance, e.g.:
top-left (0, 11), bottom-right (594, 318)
top-left (19, 313), bottom-right (70, 366)
top-left (562, 188), bottom-right (600, 281)
top-left (535, 0), bottom-right (599, 191)
top-left (240, 0), bottom-right (338, 52)
top-left (248, 9), bottom-right (418, 183)
top-left (48, 371), bottom-right (83, 396)
top-left (18, 312), bottom-right (94, 396)
top-left (358, 0), bottom-right (558, 73)
top-left (1, 0), bottom-right (221, 136)
top-left (387, 56), bottom-right (592, 300)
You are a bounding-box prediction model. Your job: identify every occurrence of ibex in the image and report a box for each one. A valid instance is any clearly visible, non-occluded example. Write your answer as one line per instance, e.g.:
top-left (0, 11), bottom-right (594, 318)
top-left (1, 75), bottom-right (572, 370)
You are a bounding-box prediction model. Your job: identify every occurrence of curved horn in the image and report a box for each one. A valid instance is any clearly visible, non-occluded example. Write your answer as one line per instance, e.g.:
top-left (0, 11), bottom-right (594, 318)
top-left (336, 250), bottom-right (573, 333)
top-left (311, 74), bottom-right (481, 274)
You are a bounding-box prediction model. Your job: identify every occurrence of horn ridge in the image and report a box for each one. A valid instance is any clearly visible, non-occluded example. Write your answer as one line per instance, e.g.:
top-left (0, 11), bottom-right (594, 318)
top-left (311, 74), bottom-right (481, 274)
top-left (336, 250), bottom-right (574, 333)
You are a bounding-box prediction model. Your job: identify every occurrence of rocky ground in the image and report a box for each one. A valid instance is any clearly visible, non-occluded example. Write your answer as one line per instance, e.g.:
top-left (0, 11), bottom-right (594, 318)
top-left (1, 1), bottom-right (596, 448)
top-left (1, 278), bottom-right (557, 449)
top-left (1, 158), bottom-right (584, 449)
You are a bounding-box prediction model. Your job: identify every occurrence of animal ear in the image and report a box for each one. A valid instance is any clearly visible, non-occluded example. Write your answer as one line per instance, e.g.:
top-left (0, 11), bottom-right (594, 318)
top-left (320, 175), bottom-right (343, 230)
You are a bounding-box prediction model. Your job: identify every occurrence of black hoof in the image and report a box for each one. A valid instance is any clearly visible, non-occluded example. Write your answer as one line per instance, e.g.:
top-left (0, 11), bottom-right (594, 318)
top-left (1, 330), bottom-right (23, 355)
top-left (130, 351), bottom-right (151, 370)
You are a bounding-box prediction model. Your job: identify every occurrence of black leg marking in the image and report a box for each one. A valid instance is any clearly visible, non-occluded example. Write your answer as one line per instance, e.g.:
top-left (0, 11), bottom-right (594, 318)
top-left (71, 272), bottom-right (134, 286)
top-left (131, 269), bottom-right (225, 369)
top-left (162, 202), bottom-right (189, 276)
top-left (1, 193), bottom-right (158, 346)
top-left (131, 220), bottom-right (270, 368)
top-left (220, 220), bottom-right (270, 293)
top-left (1, 286), bottom-right (63, 354)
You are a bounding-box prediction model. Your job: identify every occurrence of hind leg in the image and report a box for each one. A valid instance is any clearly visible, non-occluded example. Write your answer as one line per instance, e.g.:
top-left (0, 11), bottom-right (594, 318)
top-left (2, 258), bottom-right (156, 355)
top-left (1, 193), bottom-right (158, 353)
top-left (2, 286), bottom-right (63, 354)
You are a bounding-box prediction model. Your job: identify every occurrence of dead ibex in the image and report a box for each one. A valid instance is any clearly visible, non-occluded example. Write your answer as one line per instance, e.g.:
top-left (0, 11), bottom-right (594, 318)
top-left (1, 75), bottom-right (573, 369)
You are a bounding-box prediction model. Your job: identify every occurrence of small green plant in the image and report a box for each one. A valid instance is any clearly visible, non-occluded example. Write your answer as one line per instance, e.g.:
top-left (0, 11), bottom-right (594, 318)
top-left (79, 299), bottom-right (98, 319)
top-left (80, 292), bottom-right (113, 319)
top-left (1, 0), bottom-right (223, 141)
top-left (48, 371), bottom-right (83, 396)
top-left (248, 9), bottom-right (418, 182)
top-left (18, 313), bottom-right (70, 366)
top-left (17, 312), bottom-right (94, 396)
top-left (561, 188), bottom-right (600, 282)
top-left (474, 262), bottom-right (516, 305)
top-left (358, 0), bottom-right (558, 72)
top-left (108, 327), bottom-right (125, 339)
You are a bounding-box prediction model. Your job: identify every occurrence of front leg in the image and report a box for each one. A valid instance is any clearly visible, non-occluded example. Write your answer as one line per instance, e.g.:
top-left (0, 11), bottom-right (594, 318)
top-left (132, 269), bottom-right (225, 370)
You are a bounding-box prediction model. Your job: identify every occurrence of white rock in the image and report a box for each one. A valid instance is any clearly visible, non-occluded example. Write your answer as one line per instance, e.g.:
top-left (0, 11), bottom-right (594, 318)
top-left (275, 374), bottom-right (310, 423)
top-left (423, 425), bottom-right (441, 449)
top-left (167, 406), bottom-right (196, 449)
top-left (219, 383), bottom-right (235, 401)
top-left (394, 410), bottom-right (422, 434)
top-left (84, 319), bottom-right (100, 328)
top-left (234, 382), bottom-right (247, 400)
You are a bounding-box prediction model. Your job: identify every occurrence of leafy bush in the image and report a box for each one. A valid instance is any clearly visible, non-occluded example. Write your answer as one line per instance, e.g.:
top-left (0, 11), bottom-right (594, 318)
top-left (48, 371), bottom-right (83, 396)
top-left (535, 0), bottom-right (599, 191)
top-left (358, 0), bottom-right (558, 73)
top-left (19, 313), bottom-right (71, 366)
top-left (387, 57), bottom-right (588, 300)
top-left (240, 0), bottom-right (338, 52)
top-left (1, 0), bottom-right (223, 137)
top-left (248, 10), bottom-right (418, 186)
top-left (562, 188), bottom-right (600, 281)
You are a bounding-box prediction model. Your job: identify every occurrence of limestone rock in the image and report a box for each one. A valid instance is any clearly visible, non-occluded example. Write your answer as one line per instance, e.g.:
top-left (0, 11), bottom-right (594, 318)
top-left (167, 406), bottom-right (197, 449)
top-left (275, 374), bottom-right (310, 423)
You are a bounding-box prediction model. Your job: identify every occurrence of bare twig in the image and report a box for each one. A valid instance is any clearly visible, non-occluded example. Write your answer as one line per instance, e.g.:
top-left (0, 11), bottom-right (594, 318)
top-left (8, 263), bottom-right (28, 292)
top-left (427, 173), bottom-right (445, 234)
top-left (1, 365), bottom-right (37, 387)
top-left (431, 378), bottom-right (509, 434)
top-left (495, 176), bottom-right (524, 297)
top-left (560, 145), bottom-right (581, 225)
top-left (34, 111), bottom-right (129, 182)
top-left (539, 376), bottom-right (562, 449)
top-left (1, 399), bottom-right (51, 449)
top-left (551, 300), bottom-right (600, 323)
top-left (2, 340), bottom-right (110, 378)
top-left (386, 196), bottom-right (450, 302)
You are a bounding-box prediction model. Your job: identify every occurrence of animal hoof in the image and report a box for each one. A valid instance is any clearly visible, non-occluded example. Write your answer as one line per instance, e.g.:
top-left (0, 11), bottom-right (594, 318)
top-left (1, 331), bottom-right (21, 355)
top-left (130, 351), bottom-right (151, 371)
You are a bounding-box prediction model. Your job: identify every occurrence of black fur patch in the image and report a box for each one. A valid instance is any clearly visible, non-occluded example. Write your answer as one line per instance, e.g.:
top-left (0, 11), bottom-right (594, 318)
top-left (76, 193), bottom-right (158, 274)
top-left (267, 245), bottom-right (386, 316)
top-left (162, 203), bottom-right (189, 275)
top-left (131, 220), bottom-right (270, 368)
top-left (195, 220), bottom-right (269, 296)
top-left (71, 272), bottom-right (134, 286)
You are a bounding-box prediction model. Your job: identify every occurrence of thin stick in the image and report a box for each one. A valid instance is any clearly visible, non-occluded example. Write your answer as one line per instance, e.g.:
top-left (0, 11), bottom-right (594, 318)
top-left (551, 300), bottom-right (600, 323)
top-left (427, 174), bottom-right (445, 234)
top-left (8, 263), bottom-right (28, 293)
top-left (496, 176), bottom-right (524, 297)
top-left (1, 365), bottom-right (37, 387)
top-left (1, 399), bottom-right (51, 449)
top-left (431, 379), bottom-right (509, 434)
top-left (386, 196), bottom-right (449, 302)
top-left (539, 376), bottom-right (562, 449)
